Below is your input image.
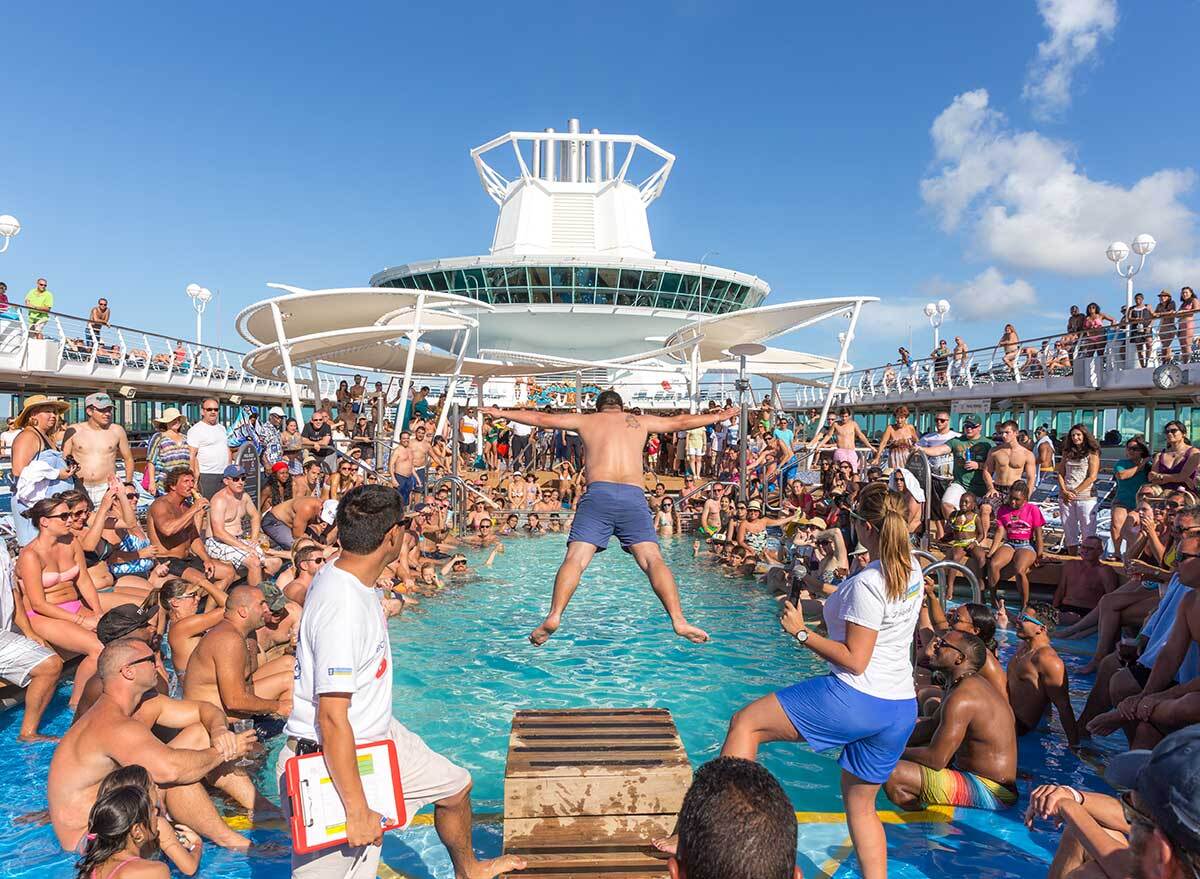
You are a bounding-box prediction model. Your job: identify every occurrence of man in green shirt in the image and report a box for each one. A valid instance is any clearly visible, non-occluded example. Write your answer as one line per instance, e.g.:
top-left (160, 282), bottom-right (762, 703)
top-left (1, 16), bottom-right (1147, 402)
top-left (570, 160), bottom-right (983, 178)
top-left (24, 278), bottom-right (53, 338)
top-left (919, 417), bottom-right (995, 527)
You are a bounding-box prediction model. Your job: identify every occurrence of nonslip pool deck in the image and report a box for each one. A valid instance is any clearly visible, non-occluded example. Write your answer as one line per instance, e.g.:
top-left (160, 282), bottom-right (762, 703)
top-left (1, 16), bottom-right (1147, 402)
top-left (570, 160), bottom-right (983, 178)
top-left (0, 537), bottom-right (1124, 879)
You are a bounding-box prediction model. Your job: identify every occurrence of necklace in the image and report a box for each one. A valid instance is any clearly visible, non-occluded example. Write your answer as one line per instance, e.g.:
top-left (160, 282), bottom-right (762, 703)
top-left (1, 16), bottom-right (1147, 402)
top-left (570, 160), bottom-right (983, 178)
top-left (946, 669), bottom-right (978, 692)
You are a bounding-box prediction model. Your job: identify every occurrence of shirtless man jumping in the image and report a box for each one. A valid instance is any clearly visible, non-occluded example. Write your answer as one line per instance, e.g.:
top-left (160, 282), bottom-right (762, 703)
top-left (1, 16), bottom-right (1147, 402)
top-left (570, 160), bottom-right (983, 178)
top-left (183, 584), bottom-right (293, 720)
top-left (983, 420), bottom-right (1037, 508)
top-left (204, 465), bottom-right (283, 587)
top-left (812, 408), bottom-right (875, 473)
top-left (885, 630), bottom-right (1019, 811)
top-left (147, 467), bottom-right (236, 597)
top-left (62, 392), bottom-right (135, 507)
top-left (48, 638), bottom-right (256, 851)
top-left (482, 392), bottom-right (739, 645)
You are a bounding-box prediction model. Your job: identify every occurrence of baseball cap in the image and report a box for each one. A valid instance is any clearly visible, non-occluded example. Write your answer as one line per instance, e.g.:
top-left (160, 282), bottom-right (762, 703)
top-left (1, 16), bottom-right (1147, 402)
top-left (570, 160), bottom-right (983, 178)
top-left (85, 392), bottom-right (114, 410)
top-left (97, 604), bottom-right (157, 644)
top-left (260, 582), bottom-right (289, 614)
top-left (1112, 727), bottom-right (1200, 852)
top-left (268, 406), bottom-right (286, 418)
top-left (961, 418), bottom-right (980, 429)
top-left (320, 499), bottom-right (338, 525)
top-left (222, 464), bottom-right (245, 480)
top-left (270, 461), bottom-right (289, 473)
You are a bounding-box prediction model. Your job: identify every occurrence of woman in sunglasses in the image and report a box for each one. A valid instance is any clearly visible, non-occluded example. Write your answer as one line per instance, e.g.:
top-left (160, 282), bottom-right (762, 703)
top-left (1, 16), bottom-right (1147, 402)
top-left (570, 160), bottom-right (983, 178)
top-left (64, 483), bottom-right (158, 600)
top-left (1149, 421), bottom-right (1200, 491)
top-left (16, 496), bottom-right (112, 707)
top-left (323, 459), bottom-right (362, 502)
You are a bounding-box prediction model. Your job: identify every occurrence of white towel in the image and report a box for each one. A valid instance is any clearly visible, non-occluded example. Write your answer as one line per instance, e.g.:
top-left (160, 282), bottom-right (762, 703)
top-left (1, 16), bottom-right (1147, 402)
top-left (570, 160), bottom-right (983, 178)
top-left (14, 458), bottom-right (64, 507)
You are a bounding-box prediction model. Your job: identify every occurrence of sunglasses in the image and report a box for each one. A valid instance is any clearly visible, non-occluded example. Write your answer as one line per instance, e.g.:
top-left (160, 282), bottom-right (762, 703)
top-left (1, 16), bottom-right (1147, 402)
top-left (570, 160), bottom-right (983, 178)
top-left (124, 653), bottom-right (157, 669)
top-left (227, 476), bottom-right (245, 483)
top-left (202, 407), bottom-right (219, 412)
top-left (1018, 612), bottom-right (1045, 628)
top-left (69, 509), bottom-right (89, 519)
top-left (931, 636), bottom-right (966, 660)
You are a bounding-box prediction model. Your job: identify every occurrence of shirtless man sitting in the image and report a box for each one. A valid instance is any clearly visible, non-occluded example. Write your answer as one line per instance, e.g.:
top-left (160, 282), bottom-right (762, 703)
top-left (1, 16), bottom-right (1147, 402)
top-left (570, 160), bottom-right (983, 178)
top-left (282, 544), bottom-right (326, 605)
top-left (812, 408), bottom-right (875, 473)
top-left (62, 392), bottom-right (135, 507)
top-left (204, 465), bottom-right (283, 587)
top-left (147, 467), bottom-right (236, 597)
top-left (48, 638), bottom-right (256, 851)
top-left (1008, 602), bottom-right (1080, 746)
top-left (259, 494), bottom-right (329, 550)
top-left (885, 630), bottom-right (1019, 811)
top-left (483, 392), bottom-right (739, 645)
top-left (183, 584), bottom-right (293, 721)
top-left (983, 420), bottom-right (1037, 510)
top-left (1052, 536), bottom-right (1120, 625)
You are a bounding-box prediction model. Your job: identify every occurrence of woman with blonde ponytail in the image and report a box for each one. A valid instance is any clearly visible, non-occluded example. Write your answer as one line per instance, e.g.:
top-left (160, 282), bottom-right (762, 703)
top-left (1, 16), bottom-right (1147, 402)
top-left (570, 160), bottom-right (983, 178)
top-left (690, 481), bottom-right (924, 879)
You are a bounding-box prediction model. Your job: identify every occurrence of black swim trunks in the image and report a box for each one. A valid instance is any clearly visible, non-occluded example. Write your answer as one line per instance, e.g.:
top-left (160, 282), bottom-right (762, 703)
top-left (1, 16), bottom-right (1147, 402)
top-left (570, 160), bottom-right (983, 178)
top-left (164, 556), bottom-right (206, 578)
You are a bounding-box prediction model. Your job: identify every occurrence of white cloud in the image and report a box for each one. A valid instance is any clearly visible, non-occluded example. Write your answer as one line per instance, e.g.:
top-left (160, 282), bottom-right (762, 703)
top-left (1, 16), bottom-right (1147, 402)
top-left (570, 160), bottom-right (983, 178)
top-left (1023, 0), bottom-right (1117, 119)
top-left (921, 89), bottom-right (1199, 279)
top-left (952, 267), bottom-right (1036, 319)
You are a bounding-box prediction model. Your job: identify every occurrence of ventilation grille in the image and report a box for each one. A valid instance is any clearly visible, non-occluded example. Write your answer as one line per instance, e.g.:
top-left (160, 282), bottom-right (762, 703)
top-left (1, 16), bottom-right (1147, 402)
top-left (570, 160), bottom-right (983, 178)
top-left (551, 193), bottom-right (595, 249)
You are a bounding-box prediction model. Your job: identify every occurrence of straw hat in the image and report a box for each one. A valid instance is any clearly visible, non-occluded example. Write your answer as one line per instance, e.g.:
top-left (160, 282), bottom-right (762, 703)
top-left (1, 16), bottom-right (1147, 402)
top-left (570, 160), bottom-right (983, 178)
top-left (14, 394), bottom-right (70, 428)
top-left (152, 406), bottom-right (185, 427)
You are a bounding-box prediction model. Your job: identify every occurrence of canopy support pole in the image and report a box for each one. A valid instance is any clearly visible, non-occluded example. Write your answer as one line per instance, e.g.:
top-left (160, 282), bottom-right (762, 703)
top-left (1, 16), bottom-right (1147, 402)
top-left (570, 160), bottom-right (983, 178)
top-left (390, 293), bottom-right (426, 446)
top-left (689, 341), bottom-right (701, 413)
top-left (575, 371), bottom-right (583, 413)
top-left (436, 327), bottom-right (471, 439)
top-left (269, 301), bottom-right (305, 426)
top-left (308, 361), bottom-right (322, 410)
top-left (812, 301), bottom-right (863, 462)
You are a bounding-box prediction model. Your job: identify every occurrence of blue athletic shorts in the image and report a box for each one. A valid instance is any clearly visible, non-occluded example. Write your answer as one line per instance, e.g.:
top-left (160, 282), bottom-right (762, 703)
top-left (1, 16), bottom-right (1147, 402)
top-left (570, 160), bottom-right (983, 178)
top-left (395, 474), bottom-right (416, 506)
top-left (567, 482), bottom-right (658, 552)
top-left (775, 674), bottom-right (917, 783)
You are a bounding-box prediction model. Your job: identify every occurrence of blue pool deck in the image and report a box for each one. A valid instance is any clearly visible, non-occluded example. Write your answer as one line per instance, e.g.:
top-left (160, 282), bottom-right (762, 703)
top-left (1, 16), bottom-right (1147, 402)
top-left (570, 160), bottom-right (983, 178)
top-left (0, 536), bottom-right (1126, 879)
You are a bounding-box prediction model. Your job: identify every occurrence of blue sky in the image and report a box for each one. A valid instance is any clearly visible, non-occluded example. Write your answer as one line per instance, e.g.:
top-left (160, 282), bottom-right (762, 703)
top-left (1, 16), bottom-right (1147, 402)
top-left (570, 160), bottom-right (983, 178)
top-left (2, 1), bottom-right (1198, 369)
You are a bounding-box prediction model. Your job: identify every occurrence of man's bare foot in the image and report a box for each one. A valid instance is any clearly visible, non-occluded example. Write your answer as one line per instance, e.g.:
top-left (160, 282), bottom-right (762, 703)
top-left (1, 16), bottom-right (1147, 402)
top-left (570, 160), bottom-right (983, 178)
top-left (672, 619), bottom-right (709, 643)
top-left (17, 732), bottom-right (59, 743)
top-left (529, 613), bottom-right (561, 646)
top-left (460, 854), bottom-right (528, 878)
top-left (651, 834), bottom-right (678, 856)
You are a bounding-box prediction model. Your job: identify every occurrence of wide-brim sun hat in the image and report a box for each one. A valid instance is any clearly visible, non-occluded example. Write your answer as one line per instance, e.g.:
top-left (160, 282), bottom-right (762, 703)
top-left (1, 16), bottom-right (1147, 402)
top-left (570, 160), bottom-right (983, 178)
top-left (152, 407), bottom-right (184, 426)
top-left (14, 394), bottom-right (70, 428)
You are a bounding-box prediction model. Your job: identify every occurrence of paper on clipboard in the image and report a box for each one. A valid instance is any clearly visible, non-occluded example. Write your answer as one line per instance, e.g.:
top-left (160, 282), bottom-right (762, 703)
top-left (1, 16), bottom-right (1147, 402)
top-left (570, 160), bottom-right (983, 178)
top-left (285, 739), bottom-right (405, 853)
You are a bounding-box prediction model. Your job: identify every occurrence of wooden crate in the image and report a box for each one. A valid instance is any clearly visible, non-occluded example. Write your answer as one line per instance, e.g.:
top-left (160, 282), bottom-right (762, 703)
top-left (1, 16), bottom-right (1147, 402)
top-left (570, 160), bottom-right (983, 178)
top-left (503, 708), bottom-right (691, 878)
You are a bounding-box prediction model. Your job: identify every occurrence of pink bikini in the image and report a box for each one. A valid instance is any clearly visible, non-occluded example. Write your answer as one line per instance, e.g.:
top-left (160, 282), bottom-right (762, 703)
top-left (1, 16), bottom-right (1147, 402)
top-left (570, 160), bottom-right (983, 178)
top-left (26, 565), bottom-right (84, 619)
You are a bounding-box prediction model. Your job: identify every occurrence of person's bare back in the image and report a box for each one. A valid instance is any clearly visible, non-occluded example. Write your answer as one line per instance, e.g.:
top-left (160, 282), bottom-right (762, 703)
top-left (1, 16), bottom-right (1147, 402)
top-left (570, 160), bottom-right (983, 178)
top-left (183, 621), bottom-right (252, 713)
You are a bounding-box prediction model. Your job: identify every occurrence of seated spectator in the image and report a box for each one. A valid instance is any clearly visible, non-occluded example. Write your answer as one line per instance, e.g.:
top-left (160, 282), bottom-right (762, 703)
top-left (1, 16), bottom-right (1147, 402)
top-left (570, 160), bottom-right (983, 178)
top-left (885, 630), bottom-right (1018, 811)
top-left (665, 756), bottom-right (800, 879)
top-left (1052, 535), bottom-right (1120, 625)
top-left (1008, 602), bottom-right (1080, 746)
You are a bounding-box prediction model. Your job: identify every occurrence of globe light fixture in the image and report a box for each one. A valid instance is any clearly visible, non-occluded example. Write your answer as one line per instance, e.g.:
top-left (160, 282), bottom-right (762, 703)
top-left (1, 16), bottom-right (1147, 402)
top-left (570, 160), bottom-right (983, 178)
top-left (923, 300), bottom-right (951, 347)
top-left (186, 283), bottom-right (214, 344)
top-left (1106, 234), bottom-right (1156, 368)
top-left (0, 215), bottom-right (20, 254)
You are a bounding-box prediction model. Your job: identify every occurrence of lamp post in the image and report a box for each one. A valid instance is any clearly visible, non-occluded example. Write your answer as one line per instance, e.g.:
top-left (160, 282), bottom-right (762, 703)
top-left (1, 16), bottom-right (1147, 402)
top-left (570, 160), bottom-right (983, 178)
top-left (730, 342), bottom-right (766, 502)
top-left (923, 299), bottom-right (950, 348)
top-left (690, 250), bottom-right (719, 414)
top-left (1107, 234), bottom-right (1156, 366)
top-left (186, 283), bottom-right (213, 345)
top-left (0, 215), bottom-right (20, 254)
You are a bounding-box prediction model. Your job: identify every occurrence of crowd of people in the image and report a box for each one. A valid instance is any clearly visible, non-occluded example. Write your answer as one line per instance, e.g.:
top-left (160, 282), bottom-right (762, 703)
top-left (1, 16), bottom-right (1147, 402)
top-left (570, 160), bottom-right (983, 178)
top-left (3, 378), bottom-right (1200, 879)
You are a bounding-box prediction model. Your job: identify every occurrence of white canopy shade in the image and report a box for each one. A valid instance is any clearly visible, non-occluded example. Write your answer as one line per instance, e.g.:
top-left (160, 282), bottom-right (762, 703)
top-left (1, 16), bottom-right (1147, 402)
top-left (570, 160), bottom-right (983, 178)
top-left (237, 283), bottom-right (493, 346)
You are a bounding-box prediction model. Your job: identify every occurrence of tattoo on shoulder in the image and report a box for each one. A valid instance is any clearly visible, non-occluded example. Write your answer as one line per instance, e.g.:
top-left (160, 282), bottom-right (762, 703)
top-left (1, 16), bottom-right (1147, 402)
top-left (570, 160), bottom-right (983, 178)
top-left (625, 415), bottom-right (641, 429)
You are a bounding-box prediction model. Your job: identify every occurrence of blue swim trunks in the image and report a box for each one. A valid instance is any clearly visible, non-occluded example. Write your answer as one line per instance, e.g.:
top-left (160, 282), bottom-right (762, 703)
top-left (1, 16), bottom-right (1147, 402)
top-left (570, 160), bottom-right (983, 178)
top-left (567, 482), bottom-right (658, 552)
top-left (395, 474), bottom-right (417, 506)
top-left (775, 674), bottom-right (917, 783)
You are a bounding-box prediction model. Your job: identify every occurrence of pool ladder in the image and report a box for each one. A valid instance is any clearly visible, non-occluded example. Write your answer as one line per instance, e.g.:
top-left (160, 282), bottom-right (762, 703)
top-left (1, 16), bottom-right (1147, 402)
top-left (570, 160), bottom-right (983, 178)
top-left (913, 549), bottom-right (982, 606)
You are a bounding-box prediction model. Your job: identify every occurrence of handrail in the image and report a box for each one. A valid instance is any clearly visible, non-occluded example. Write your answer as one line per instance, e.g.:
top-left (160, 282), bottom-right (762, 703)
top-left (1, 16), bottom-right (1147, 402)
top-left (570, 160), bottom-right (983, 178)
top-left (914, 550), bottom-right (982, 605)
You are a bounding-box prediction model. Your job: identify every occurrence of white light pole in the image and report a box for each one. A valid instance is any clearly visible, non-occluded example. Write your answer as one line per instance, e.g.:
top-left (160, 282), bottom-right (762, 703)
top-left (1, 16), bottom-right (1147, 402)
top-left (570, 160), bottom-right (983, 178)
top-left (186, 283), bottom-right (213, 344)
top-left (1107, 234), bottom-right (1156, 367)
top-left (730, 342), bottom-right (766, 502)
top-left (923, 299), bottom-right (950, 348)
top-left (0, 215), bottom-right (20, 254)
top-left (690, 250), bottom-right (718, 413)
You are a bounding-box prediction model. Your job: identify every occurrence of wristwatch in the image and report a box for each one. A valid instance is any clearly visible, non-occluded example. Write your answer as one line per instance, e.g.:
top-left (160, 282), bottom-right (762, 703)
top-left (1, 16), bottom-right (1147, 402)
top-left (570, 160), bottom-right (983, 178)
top-left (794, 629), bottom-right (809, 644)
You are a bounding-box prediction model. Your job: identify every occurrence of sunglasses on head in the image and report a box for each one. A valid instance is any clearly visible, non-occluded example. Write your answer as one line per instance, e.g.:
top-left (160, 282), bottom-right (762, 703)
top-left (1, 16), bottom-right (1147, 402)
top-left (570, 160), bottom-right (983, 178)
top-left (1019, 612), bottom-right (1045, 628)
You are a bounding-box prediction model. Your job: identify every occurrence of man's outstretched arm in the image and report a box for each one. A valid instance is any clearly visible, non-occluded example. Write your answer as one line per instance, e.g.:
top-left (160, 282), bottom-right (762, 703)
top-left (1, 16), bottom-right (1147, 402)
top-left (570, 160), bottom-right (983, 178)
top-left (479, 408), bottom-right (582, 430)
top-left (641, 406), bottom-right (740, 432)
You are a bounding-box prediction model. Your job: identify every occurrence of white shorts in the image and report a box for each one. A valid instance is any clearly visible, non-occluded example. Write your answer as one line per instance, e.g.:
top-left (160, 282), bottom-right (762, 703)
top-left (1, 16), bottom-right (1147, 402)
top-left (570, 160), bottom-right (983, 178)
top-left (84, 482), bottom-right (109, 508)
top-left (0, 630), bottom-right (56, 687)
top-left (276, 718), bottom-right (471, 878)
top-left (203, 537), bottom-right (265, 570)
top-left (941, 482), bottom-right (966, 509)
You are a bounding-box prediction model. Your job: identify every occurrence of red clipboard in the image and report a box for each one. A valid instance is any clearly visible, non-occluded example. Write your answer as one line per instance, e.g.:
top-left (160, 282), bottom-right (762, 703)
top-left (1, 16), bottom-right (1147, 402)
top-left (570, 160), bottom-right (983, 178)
top-left (283, 739), bottom-right (406, 853)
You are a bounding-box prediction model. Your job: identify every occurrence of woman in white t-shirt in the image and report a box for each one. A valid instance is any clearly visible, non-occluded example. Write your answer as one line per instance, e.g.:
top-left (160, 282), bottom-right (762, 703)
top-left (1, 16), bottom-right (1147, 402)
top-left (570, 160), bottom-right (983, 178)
top-left (716, 481), bottom-right (922, 879)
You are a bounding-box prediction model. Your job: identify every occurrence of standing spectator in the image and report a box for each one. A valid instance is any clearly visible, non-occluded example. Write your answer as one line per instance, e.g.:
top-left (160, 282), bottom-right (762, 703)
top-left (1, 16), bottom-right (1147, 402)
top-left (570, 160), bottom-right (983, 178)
top-left (186, 398), bottom-right (230, 499)
top-left (1148, 420), bottom-right (1199, 492)
top-left (1178, 285), bottom-right (1197, 362)
top-left (1066, 304), bottom-right (1085, 335)
top-left (87, 297), bottom-right (111, 346)
top-left (146, 407), bottom-right (190, 496)
top-left (1127, 293), bottom-right (1154, 366)
top-left (0, 416), bottom-right (19, 459)
top-left (24, 277), bottom-right (53, 339)
top-left (931, 339), bottom-right (950, 385)
top-left (349, 374), bottom-right (366, 415)
top-left (1110, 439), bottom-right (1151, 555)
top-left (301, 408), bottom-right (335, 472)
top-left (0, 281), bottom-right (9, 316)
top-left (1157, 289), bottom-right (1179, 363)
top-left (1083, 301), bottom-right (1119, 358)
top-left (509, 417), bottom-right (534, 471)
top-left (1034, 424), bottom-right (1056, 476)
top-left (999, 323), bottom-right (1020, 371)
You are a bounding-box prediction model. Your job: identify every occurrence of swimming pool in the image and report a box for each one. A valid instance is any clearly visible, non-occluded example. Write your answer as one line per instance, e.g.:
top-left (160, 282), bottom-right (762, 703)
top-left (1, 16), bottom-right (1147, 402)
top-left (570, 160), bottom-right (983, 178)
top-left (0, 535), bottom-right (1127, 878)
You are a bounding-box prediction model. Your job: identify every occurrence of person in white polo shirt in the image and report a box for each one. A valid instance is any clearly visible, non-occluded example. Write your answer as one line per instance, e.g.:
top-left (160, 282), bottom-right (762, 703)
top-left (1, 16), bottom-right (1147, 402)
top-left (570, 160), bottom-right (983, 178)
top-left (187, 397), bottom-right (230, 499)
top-left (277, 484), bottom-right (525, 879)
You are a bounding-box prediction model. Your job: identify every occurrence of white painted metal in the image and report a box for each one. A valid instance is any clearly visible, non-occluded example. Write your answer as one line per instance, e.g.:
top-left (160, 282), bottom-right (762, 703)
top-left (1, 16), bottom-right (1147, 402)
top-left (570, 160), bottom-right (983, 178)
top-left (269, 301), bottom-right (306, 424)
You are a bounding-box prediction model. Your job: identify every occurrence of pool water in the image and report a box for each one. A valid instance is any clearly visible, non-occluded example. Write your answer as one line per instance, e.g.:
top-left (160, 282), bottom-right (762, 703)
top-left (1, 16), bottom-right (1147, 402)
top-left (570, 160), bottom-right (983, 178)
top-left (0, 535), bottom-right (1127, 878)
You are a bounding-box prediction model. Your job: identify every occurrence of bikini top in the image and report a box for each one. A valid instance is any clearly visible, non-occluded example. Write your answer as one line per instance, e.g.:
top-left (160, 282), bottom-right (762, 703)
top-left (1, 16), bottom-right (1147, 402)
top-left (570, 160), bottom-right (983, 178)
top-left (42, 564), bottom-right (80, 587)
top-left (92, 857), bottom-right (144, 879)
top-left (1156, 447), bottom-right (1197, 475)
top-left (950, 511), bottom-right (978, 535)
